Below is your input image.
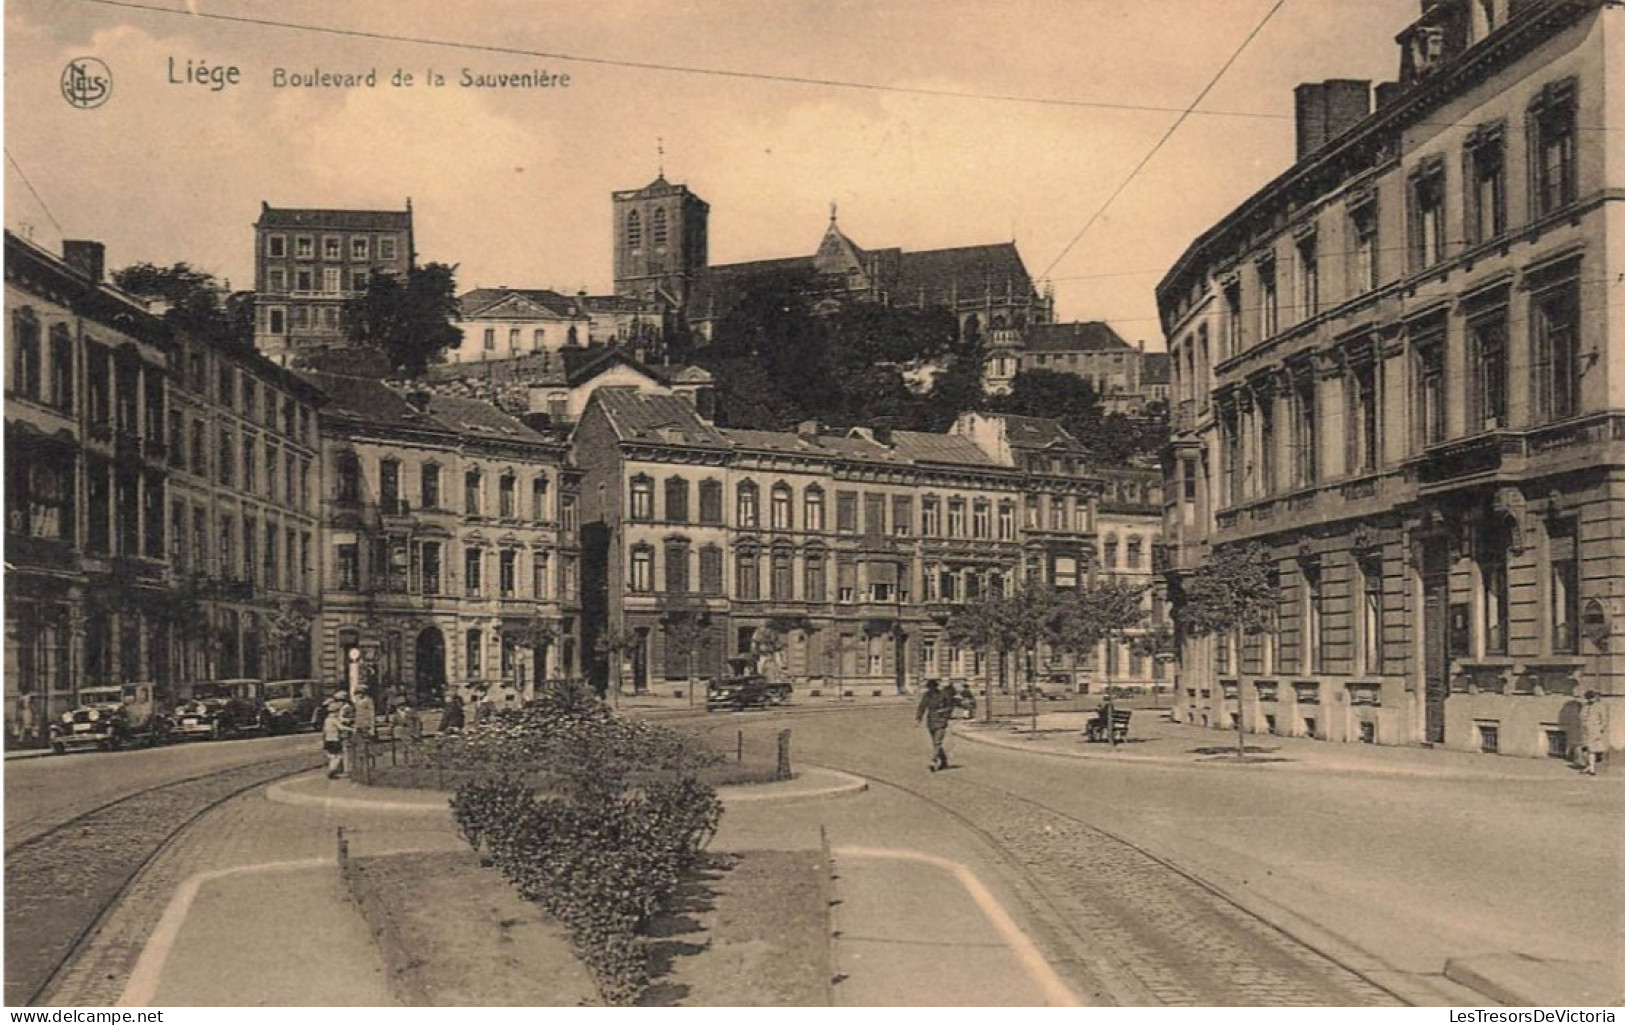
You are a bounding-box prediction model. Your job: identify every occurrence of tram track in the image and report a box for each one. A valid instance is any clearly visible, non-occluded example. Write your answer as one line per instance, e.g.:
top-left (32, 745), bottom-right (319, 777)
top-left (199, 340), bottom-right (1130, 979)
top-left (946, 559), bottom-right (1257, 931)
top-left (801, 746), bottom-right (1411, 1006)
top-left (4, 753), bottom-right (322, 1007)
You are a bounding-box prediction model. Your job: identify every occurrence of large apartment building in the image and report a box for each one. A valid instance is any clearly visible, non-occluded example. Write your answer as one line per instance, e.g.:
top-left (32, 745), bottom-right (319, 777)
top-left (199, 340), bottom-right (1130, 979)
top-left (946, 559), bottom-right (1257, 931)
top-left (300, 372), bottom-right (580, 708)
top-left (1160, 0), bottom-right (1622, 758)
top-left (574, 391), bottom-right (1103, 695)
top-left (252, 203), bottom-right (414, 365)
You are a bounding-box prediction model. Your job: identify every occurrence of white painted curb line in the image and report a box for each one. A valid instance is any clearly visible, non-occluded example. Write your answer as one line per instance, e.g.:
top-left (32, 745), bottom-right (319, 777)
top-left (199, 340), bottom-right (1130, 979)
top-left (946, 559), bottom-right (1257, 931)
top-left (833, 844), bottom-right (1081, 1007)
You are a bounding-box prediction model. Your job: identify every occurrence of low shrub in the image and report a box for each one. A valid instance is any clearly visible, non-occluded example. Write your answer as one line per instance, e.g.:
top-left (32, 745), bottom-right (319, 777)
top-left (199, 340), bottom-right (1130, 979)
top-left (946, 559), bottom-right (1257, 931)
top-left (448, 692), bottom-right (724, 1005)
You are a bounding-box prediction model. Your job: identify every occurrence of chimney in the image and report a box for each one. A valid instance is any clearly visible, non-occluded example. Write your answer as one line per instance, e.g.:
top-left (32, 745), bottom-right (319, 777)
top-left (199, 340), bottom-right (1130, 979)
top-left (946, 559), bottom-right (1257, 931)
top-left (62, 240), bottom-right (106, 282)
top-left (1294, 80), bottom-right (1371, 160)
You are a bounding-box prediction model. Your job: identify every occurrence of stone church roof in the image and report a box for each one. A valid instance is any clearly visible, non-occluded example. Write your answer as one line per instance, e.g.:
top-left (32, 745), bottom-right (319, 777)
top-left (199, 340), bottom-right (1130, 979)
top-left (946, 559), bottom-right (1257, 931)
top-left (1022, 321), bottom-right (1134, 353)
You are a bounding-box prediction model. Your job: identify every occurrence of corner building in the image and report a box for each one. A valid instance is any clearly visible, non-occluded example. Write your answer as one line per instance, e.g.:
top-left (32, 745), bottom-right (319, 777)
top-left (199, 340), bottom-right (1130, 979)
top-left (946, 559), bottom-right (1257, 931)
top-left (1160, 0), bottom-right (1622, 758)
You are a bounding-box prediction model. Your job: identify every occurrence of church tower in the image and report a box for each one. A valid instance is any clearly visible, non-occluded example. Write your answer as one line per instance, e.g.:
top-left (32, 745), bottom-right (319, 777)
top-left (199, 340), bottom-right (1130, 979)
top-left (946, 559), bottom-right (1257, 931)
top-left (611, 174), bottom-right (709, 309)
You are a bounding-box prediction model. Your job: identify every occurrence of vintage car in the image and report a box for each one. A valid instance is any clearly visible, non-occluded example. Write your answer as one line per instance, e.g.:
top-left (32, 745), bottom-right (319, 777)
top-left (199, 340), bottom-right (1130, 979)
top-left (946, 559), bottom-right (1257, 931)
top-left (259, 679), bottom-right (321, 734)
top-left (49, 682), bottom-right (170, 753)
top-left (172, 679), bottom-right (265, 740)
top-left (705, 658), bottom-right (792, 711)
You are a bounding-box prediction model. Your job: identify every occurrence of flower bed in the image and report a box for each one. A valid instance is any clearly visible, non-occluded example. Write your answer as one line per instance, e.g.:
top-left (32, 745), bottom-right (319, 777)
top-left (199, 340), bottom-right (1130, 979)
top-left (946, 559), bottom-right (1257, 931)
top-left (443, 681), bottom-right (727, 1005)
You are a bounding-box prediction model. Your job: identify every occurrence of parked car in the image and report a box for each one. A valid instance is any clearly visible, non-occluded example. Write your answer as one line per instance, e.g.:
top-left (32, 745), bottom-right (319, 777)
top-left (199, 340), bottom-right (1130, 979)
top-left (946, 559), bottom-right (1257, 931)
top-left (706, 658), bottom-right (792, 711)
top-left (173, 679), bottom-right (265, 740)
top-left (259, 679), bottom-right (321, 734)
top-left (49, 682), bottom-right (171, 754)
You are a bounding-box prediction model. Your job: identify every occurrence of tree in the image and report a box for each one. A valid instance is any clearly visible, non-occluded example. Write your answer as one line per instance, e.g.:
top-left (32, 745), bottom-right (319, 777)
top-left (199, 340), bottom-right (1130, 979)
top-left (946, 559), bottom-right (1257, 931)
top-left (945, 594), bottom-right (1018, 722)
top-left (499, 615), bottom-right (559, 699)
top-left (112, 262), bottom-right (247, 344)
top-left (591, 626), bottom-right (642, 701)
top-left (345, 262), bottom-right (463, 377)
top-left (1056, 579), bottom-right (1149, 745)
top-left (1175, 541), bottom-right (1278, 754)
top-left (264, 598), bottom-right (315, 680)
top-left (658, 609), bottom-right (712, 705)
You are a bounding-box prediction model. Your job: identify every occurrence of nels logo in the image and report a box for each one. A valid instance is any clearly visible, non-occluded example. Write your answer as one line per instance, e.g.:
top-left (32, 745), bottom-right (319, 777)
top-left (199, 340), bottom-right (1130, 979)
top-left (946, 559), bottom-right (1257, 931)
top-left (61, 57), bottom-right (112, 109)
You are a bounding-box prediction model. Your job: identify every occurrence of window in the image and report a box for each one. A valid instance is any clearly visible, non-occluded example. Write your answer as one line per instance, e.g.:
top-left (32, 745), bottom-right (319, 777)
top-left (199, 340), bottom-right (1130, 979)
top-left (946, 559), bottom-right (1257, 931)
top-left (1258, 397), bottom-right (1278, 496)
top-left (532, 552), bottom-right (551, 598)
top-left (947, 499), bottom-right (966, 537)
top-left (1360, 553), bottom-right (1384, 673)
top-left (652, 207), bottom-right (668, 246)
top-left (997, 503), bottom-right (1014, 540)
top-left (268, 308), bottom-right (286, 335)
top-left (1053, 555), bottom-right (1079, 589)
top-left (626, 209), bottom-right (642, 248)
top-left (771, 549), bottom-right (793, 600)
top-left (665, 477), bottom-right (689, 523)
top-left (1223, 281), bottom-right (1243, 357)
top-left (268, 234), bottom-right (286, 258)
top-left (1550, 520), bottom-right (1579, 654)
top-left (465, 469), bottom-right (483, 515)
top-left (1479, 520), bottom-right (1510, 656)
top-left (771, 485), bottom-right (793, 530)
top-left (167, 410), bottom-right (184, 467)
top-left (804, 550), bottom-right (826, 602)
top-left (267, 267), bottom-right (286, 292)
top-left (378, 238), bottom-right (397, 261)
top-left (664, 542), bottom-right (689, 594)
top-left (1290, 370), bottom-right (1316, 488)
top-left (48, 325), bottom-right (71, 411)
top-left (629, 476), bottom-right (654, 520)
top-left (972, 501), bottom-right (991, 540)
top-left (1468, 308), bottom-right (1509, 431)
top-left (335, 453), bottom-right (359, 504)
top-left (466, 630), bottom-right (482, 677)
top-left (804, 488), bottom-right (826, 531)
top-left (465, 547), bottom-right (483, 596)
top-left (1348, 199), bottom-right (1379, 296)
top-left (699, 546), bottom-right (724, 595)
top-left (533, 328), bottom-right (545, 350)
top-left (736, 547), bottom-right (760, 600)
top-left (893, 496), bottom-right (912, 536)
top-left (1531, 80), bottom-right (1577, 218)
top-left (421, 464), bottom-right (441, 510)
top-left (735, 482), bottom-right (759, 528)
top-left (1410, 160), bottom-right (1446, 270)
top-left (1296, 232), bottom-right (1319, 320)
top-left (295, 268), bottom-right (314, 293)
top-left (242, 436), bottom-right (257, 492)
top-left (295, 236), bottom-right (313, 258)
top-left (7, 457), bottom-right (73, 542)
top-left (1126, 537), bottom-right (1143, 569)
top-left (862, 493), bottom-right (885, 536)
top-left (837, 560), bottom-right (856, 603)
top-left (1413, 322), bottom-right (1446, 448)
top-left (191, 421), bottom-right (207, 476)
top-left (380, 459), bottom-right (401, 510)
top-left (561, 494), bottom-right (577, 533)
top-left (532, 477), bottom-right (551, 521)
top-left (483, 328), bottom-right (495, 351)
top-left (265, 444), bottom-right (278, 498)
top-left (499, 550), bottom-right (516, 596)
top-left (323, 236), bottom-right (342, 260)
top-left (1347, 361), bottom-right (1379, 475)
top-left (264, 528), bottom-right (278, 590)
top-left (1103, 535), bottom-right (1118, 568)
top-left (1048, 496), bottom-right (1064, 531)
top-left (1466, 124), bottom-right (1506, 244)
top-left (337, 543), bottom-right (359, 589)
top-left (1258, 256), bottom-right (1278, 339)
top-left (219, 429), bottom-right (236, 486)
top-left (508, 328), bottom-right (520, 351)
top-left (350, 236), bottom-right (369, 260)
top-left (1302, 560), bottom-right (1325, 674)
top-left (836, 492), bottom-right (858, 533)
top-left (1532, 279), bottom-right (1581, 423)
top-left (921, 498), bottom-right (940, 536)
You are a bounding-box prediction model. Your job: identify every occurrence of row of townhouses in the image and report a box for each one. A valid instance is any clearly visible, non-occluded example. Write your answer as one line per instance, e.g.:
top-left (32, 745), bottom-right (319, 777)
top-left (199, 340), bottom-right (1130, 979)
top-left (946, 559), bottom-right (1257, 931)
top-left (1160, 0), bottom-right (1623, 759)
top-left (6, 228), bottom-right (1161, 747)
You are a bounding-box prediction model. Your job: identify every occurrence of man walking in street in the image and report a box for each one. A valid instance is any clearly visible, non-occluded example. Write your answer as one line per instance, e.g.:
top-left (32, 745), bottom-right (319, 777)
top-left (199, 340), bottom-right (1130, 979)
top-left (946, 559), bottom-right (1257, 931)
top-left (916, 678), bottom-right (955, 772)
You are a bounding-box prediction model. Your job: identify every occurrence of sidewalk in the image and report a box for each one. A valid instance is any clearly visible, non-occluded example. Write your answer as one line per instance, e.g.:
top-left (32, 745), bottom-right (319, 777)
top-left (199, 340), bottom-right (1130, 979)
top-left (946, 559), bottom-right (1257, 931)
top-left (959, 706), bottom-right (1617, 783)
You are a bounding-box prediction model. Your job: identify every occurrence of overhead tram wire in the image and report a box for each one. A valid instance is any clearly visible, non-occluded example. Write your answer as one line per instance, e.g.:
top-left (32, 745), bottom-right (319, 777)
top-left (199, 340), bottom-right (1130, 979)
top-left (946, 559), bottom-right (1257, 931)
top-left (1039, 0), bottom-right (1289, 284)
top-left (5, 149), bottom-right (66, 238)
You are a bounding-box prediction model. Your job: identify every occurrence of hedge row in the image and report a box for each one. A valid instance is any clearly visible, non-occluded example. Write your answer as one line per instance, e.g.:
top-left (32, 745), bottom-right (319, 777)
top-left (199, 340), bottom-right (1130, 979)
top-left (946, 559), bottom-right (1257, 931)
top-left (449, 683), bottom-right (723, 1005)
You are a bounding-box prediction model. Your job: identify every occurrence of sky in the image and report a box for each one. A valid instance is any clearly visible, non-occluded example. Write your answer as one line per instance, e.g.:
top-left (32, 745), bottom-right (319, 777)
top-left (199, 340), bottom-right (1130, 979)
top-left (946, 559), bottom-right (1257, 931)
top-left (5, 0), bottom-right (1421, 347)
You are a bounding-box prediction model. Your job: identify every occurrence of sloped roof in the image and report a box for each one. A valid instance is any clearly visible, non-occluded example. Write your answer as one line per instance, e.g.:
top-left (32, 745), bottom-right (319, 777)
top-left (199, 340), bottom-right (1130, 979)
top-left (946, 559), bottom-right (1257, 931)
top-left (459, 287), bottom-right (582, 319)
top-left (1022, 321), bottom-right (1133, 353)
top-left (997, 414), bottom-right (1089, 453)
top-left (592, 389), bottom-right (729, 448)
top-left (888, 431), bottom-right (998, 467)
top-left (720, 428), bottom-right (827, 456)
top-left (296, 372), bottom-right (441, 432)
top-left (426, 393), bottom-right (550, 444)
top-left (257, 206), bottom-right (412, 231)
top-left (894, 243), bottom-right (1034, 305)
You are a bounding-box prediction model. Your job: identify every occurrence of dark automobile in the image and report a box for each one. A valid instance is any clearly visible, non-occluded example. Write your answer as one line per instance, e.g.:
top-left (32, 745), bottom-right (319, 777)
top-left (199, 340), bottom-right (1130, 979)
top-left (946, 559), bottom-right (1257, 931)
top-left (173, 679), bottom-right (265, 740)
top-left (260, 679), bottom-right (321, 733)
top-left (49, 682), bottom-right (170, 753)
top-left (705, 658), bottom-right (792, 711)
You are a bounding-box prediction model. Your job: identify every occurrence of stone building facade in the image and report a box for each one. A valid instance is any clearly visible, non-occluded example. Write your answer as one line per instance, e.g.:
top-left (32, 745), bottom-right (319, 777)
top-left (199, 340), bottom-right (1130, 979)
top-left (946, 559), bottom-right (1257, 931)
top-left (1160, 0), bottom-right (1623, 758)
top-left (299, 372), bottom-right (580, 708)
top-left (574, 392), bottom-right (1101, 695)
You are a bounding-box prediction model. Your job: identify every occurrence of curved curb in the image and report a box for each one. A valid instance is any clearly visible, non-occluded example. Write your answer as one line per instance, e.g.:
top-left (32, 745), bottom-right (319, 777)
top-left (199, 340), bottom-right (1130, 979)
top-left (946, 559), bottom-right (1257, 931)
top-left (720, 766), bottom-right (869, 804)
top-left (266, 773), bottom-right (453, 814)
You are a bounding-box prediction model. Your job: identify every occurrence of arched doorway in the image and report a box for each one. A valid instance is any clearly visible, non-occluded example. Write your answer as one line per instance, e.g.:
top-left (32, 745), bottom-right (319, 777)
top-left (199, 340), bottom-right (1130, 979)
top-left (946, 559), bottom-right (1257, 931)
top-left (415, 627), bottom-right (447, 706)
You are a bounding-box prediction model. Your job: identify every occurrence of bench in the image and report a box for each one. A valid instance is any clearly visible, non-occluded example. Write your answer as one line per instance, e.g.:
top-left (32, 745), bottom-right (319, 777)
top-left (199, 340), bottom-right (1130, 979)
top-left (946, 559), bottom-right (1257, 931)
top-left (1084, 708), bottom-right (1131, 743)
